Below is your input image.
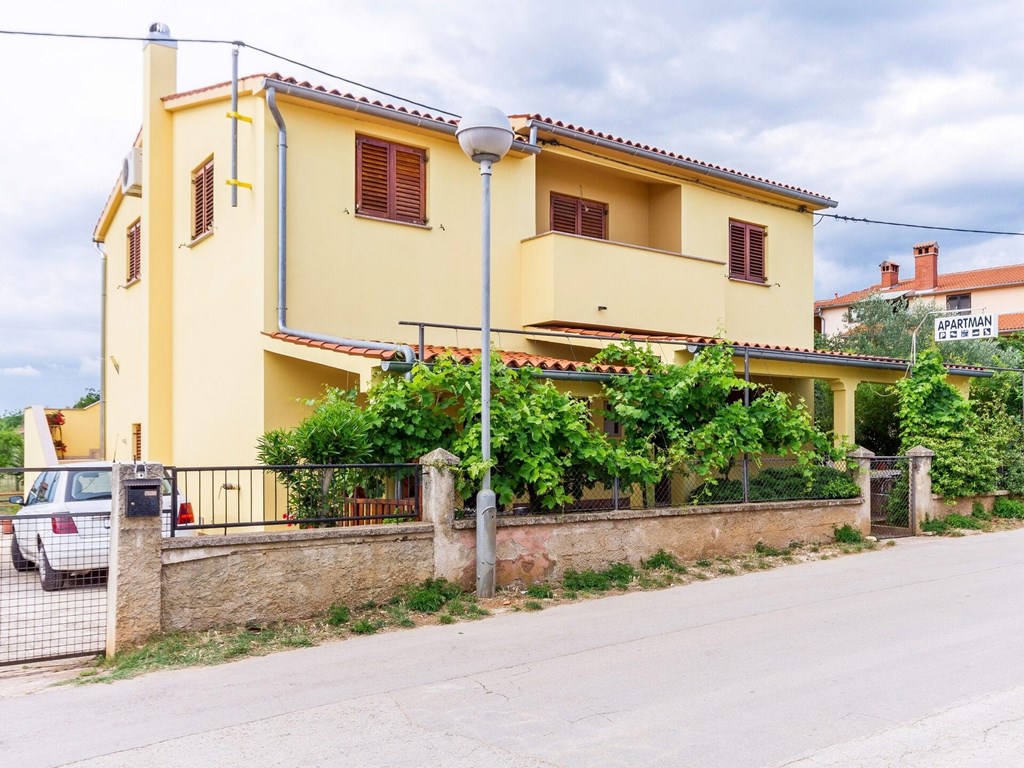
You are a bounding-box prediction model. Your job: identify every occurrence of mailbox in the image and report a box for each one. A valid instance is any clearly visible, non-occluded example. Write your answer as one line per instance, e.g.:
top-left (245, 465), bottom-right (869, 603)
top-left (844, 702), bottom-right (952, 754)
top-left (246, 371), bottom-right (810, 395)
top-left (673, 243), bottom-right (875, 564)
top-left (125, 478), bottom-right (162, 517)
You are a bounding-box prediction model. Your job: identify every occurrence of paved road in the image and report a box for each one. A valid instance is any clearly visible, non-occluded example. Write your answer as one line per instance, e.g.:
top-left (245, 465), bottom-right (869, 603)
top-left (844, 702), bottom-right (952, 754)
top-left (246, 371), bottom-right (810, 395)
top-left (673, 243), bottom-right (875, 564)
top-left (3, 530), bottom-right (1024, 767)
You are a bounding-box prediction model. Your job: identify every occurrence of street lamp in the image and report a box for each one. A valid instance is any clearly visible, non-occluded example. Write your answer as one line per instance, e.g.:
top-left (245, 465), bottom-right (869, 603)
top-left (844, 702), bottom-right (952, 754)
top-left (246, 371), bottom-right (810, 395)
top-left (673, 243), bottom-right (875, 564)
top-left (456, 105), bottom-right (513, 598)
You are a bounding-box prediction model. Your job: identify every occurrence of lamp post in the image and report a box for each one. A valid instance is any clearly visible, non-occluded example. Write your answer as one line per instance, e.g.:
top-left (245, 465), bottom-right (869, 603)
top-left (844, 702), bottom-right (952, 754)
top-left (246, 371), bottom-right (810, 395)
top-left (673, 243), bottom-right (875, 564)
top-left (456, 105), bottom-right (513, 598)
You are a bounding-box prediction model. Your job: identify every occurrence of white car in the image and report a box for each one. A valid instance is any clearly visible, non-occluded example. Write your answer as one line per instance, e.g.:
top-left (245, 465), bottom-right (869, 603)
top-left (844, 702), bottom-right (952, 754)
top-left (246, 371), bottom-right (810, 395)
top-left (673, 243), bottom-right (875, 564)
top-left (8, 463), bottom-right (194, 591)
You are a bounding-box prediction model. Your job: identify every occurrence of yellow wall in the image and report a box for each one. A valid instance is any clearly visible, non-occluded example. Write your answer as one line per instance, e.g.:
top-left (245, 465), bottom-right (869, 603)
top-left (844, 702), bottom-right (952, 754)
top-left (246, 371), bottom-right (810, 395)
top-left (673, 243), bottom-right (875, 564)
top-left (58, 404), bottom-right (101, 460)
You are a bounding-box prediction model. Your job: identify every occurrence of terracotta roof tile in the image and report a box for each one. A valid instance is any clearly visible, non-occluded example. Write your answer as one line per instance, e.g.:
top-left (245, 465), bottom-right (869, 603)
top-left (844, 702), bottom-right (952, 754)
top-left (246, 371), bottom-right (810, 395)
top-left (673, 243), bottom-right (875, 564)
top-left (816, 262), bottom-right (1024, 309)
top-left (999, 312), bottom-right (1024, 333)
top-left (514, 114), bottom-right (833, 204)
top-left (263, 332), bottom-right (630, 374)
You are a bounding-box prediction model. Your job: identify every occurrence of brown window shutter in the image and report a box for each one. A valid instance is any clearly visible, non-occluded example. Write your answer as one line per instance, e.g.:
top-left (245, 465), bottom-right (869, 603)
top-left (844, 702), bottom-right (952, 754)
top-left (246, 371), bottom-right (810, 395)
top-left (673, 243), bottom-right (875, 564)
top-left (579, 200), bottom-right (608, 239)
top-left (356, 137), bottom-right (390, 218)
top-left (551, 193), bottom-right (608, 239)
top-left (192, 160), bottom-right (214, 239)
top-left (393, 145), bottom-right (426, 224)
top-left (132, 423), bottom-right (142, 462)
top-left (550, 193), bottom-right (578, 234)
top-left (747, 226), bottom-right (765, 280)
top-left (729, 221), bottom-right (747, 278)
top-left (127, 220), bottom-right (141, 282)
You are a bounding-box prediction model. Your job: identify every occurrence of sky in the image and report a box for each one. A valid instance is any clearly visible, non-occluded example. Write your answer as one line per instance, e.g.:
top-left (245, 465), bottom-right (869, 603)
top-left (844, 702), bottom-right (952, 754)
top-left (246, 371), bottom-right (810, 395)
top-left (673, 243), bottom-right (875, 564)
top-left (1, 0), bottom-right (1023, 415)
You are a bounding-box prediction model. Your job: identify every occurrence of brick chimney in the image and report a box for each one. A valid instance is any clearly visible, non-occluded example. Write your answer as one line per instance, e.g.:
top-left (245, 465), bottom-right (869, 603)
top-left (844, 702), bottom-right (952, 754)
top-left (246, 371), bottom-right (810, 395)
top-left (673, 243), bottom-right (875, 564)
top-left (913, 241), bottom-right (939, 289)
top-left (880, 260), bottom-right (900, 288)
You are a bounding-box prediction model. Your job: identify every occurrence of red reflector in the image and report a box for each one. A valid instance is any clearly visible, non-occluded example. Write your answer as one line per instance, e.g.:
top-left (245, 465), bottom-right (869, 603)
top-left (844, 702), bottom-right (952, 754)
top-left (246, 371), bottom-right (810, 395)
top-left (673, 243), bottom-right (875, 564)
top-left (177, 502), bottom-right (194, 525)
top-left (51, 516), bottom-right (78, 534)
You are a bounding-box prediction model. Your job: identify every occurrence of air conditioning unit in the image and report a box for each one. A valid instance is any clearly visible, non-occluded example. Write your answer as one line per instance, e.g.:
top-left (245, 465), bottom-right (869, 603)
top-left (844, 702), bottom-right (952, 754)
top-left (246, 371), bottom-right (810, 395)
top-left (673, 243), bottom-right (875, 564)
top-left (121, 147), bottom-right (142, 197)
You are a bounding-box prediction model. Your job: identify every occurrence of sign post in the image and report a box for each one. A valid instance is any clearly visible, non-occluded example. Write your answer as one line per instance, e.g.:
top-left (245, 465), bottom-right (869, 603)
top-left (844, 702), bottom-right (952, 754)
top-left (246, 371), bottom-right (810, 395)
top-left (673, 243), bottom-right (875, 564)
top-left (934, 313), bottom-right (998, 341)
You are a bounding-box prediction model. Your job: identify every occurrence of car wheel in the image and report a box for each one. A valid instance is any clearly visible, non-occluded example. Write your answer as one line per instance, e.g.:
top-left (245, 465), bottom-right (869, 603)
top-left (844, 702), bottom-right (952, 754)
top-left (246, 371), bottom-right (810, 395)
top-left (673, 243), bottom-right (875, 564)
top-left (38, 542), bottom-right (66, 592)
top-left (10, 533), bottom-right (36, 572)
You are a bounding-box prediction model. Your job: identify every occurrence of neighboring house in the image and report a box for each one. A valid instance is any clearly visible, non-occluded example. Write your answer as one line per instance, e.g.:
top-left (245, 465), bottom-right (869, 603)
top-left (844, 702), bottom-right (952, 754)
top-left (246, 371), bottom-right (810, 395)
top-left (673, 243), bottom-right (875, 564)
top-left (90, 25), bottom-right (987, 464)
top-left (815, 241), bottom-right (1024, 337)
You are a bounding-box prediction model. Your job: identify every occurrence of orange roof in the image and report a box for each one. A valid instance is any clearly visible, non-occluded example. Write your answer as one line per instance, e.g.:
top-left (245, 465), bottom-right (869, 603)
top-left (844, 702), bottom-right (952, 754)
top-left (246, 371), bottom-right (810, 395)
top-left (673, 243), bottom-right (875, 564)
top-left (999, 312), bottom-right (1024, 333)
top-left (816, 262), bottom-right (1024, 309)
top-left (516, 114), bottom-right (834, 205)
top-left (263, 332), bottom-right (630, 374)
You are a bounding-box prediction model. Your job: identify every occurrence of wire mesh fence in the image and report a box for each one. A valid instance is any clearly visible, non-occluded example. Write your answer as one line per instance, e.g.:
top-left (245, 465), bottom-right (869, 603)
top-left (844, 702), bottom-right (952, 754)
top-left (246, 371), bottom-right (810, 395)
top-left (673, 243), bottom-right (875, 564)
top-left (168, 464), bottom-right (422, 534)
top-left (455, 456), bottom-right (859, 518)
top-left (869, 456), bottom-right (913, 535)
top-left (1, 467), bottom-right (109, 665)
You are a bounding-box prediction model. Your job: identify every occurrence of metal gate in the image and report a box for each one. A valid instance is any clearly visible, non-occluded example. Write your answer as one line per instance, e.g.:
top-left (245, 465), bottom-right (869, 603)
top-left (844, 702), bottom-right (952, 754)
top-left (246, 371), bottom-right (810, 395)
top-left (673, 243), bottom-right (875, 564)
top-left (1, 468), bottom-right (109, 666)
top-left (869, 456), bottom-right (914, 538)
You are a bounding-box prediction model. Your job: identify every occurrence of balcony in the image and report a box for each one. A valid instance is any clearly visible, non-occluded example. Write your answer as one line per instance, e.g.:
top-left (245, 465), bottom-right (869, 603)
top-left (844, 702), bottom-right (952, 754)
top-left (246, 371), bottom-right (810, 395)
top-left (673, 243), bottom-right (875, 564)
top-left (519, 232), bottom-right (727, 336)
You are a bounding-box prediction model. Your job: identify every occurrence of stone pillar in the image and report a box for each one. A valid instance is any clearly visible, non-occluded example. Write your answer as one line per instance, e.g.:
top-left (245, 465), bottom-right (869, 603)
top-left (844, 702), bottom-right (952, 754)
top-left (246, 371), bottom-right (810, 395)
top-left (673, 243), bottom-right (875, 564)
top-left (106, 462), bottom-right (164, 656)
top-left (418, 449), bottom-right (470, 587)
top-left (831, 379), bottom-right (857, 446)
top-left (907, 445), bottom-right (935, 534)
top-left (847, 446), bottom-right (874, 535)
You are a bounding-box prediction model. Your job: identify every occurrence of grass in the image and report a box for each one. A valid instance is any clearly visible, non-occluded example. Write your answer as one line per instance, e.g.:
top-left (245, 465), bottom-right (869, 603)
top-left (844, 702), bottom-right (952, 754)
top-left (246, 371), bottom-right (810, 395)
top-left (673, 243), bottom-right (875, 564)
top-left (833, 524), bottom-right (864, 544)
top-left (75, 535), bottom-right (905, 686)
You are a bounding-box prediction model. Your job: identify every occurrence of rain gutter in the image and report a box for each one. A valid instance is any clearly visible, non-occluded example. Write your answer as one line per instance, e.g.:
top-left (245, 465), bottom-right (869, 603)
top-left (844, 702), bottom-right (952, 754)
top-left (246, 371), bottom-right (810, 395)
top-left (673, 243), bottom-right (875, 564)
top-left (265, 87), bottom-right (416, 371)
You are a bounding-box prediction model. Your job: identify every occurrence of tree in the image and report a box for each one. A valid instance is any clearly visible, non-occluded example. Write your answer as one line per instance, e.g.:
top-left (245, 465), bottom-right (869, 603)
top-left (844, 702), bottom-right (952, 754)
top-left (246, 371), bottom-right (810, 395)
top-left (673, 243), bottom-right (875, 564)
top-left (71, 388), bottom-right (100, 409)
top-left (0, 428), bottom-right (23, 468)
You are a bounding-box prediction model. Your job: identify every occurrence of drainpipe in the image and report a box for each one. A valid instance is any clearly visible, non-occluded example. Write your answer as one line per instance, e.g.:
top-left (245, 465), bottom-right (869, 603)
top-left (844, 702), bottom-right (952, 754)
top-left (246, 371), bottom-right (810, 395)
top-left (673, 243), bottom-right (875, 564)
top-left (95, 242), bottom-right (107, 459)
top-left (265, 88), bottom-right (415, 371)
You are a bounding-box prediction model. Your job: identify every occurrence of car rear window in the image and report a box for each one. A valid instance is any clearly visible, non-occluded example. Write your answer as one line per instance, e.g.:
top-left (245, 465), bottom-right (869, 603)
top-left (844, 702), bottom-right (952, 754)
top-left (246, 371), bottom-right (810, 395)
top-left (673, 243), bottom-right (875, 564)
top-left (65, 470), bottom-right (173, 502)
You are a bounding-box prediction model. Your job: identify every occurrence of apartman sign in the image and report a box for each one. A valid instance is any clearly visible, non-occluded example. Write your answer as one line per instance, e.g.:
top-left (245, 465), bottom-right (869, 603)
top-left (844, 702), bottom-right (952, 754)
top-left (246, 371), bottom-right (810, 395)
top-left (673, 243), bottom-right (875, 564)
top-left (934, 313), bottom-right (998, 341)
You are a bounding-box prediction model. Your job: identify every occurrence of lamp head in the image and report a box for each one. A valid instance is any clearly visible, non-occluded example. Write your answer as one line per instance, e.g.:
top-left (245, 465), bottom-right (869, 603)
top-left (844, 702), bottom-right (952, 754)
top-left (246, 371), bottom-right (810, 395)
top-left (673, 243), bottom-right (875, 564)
top-left (456, 105), bottom-right (513, 163)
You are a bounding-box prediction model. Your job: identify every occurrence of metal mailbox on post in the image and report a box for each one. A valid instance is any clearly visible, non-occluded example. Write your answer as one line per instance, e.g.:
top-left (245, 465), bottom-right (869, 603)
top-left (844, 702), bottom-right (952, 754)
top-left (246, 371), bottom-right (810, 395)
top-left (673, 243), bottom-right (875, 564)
top-left (125, 478), bottom-right (162, 517)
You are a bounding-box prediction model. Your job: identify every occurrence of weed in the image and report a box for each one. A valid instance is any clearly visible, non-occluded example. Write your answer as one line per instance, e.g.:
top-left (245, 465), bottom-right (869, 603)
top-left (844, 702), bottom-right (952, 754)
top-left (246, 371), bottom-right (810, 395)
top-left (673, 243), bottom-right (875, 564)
top-left (326, 603), bottom-right (350, 626)
top-left (642, 550), bottom-right (686, 572)
top-left (753, 541), bottom-right (788, 557)
top-left (438, 614), bottom-right (456, 625)
top-left (526, 583), bottom-right (554, 599)
top-left (694, 572), bottom-right (709, 580)
top-left (945, 513), bottom-right (984, 530)
top-left (351, 619), bottom-right (381, 635)
top-left (386, 604), bottom-right (415, 628)
top-left (524, 601), bottom-right (544, 611)
top-left (833, 524), bottom-right (864, 544)
top-left (563, 562), bottom-right (637, 592)
top-left (695, 559), bottom-right (712, 568)
top-left (563, 589), bottom-right (579, 600)
top-left (993, 497), bottom-right (1024, 519)
top-left (717, 566), bottom-right (737, 575)
top-left (921, 516), bottom-right (948, 534)
top-left (401, 578), bottom-right (464, 613)
top-left (972, 501), bottom-right (992, 521)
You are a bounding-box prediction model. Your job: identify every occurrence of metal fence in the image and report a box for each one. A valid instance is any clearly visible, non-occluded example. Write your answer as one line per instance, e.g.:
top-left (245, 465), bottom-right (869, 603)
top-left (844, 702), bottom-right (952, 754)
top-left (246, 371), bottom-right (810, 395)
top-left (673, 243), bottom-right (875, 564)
top-left (168, 463), bottom-right (422, 535)
top-left (869, 456), bottom-right (913, 537)
top-left (456, 456), bottom-right (858, 517)
top-left (1, 467), bottom-right (109, 665)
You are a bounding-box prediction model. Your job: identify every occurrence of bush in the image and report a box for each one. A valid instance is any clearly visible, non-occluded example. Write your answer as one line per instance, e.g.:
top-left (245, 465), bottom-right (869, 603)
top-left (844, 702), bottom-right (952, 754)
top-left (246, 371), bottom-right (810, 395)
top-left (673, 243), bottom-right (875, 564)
top-left (833, 524), bottom-right (864, 544)
top-left (945, 513), bottom-right (984, 530)
top-left (401, 578), bottom-right (464, 613)
top-left (992, 497), bottom-right (1024, 519)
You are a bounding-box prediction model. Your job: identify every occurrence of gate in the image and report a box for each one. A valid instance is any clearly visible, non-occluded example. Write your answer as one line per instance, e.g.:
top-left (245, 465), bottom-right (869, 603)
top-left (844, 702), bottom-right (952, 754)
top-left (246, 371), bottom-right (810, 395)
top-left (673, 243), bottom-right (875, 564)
top-left (869, 456), bottom-right (914, 538)
top-left (1, 468), bottom-right (109, 666)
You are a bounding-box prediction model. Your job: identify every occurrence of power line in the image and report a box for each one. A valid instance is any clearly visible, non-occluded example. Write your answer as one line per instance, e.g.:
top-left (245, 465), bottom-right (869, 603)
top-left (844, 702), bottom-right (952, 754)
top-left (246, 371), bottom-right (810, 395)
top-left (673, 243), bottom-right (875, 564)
top-left (0, 28), bottom-right (460, 118)
top-left (818, 213), bottom-right (1024, 237)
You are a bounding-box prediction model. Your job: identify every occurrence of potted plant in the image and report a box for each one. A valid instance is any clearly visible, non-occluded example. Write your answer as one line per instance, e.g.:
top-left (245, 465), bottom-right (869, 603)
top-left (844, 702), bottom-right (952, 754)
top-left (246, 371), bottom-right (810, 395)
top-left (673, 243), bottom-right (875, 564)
top-left (52, 439), bottom-right (67, 459)
top-left (46, 411), bottom-right (66, 428)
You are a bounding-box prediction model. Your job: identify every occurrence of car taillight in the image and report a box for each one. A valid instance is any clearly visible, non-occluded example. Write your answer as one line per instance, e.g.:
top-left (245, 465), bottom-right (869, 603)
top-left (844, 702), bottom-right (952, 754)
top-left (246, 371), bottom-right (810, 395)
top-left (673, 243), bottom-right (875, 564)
top-left (51, 516), bottom-right (78, 534)
top-left (177, 502), bottom-right (194, 525)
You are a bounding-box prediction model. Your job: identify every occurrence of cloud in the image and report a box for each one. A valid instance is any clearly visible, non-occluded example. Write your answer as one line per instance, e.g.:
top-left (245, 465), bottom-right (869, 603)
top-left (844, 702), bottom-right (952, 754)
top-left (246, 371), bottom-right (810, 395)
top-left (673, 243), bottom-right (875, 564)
top-left (0, 366), bottom-right (41, 378)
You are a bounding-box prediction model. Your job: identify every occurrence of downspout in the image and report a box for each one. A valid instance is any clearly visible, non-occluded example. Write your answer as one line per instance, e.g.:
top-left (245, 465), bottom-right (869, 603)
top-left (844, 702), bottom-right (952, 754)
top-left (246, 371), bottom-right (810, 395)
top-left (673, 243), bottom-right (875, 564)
top-left (265, 88), bottom-right (415, 372)
top-left (95, 242), bottom-right (107, 459)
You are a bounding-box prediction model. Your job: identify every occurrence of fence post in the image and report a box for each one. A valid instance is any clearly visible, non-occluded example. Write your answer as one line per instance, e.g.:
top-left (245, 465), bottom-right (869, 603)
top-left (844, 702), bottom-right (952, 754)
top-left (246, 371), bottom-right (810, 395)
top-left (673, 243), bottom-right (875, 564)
top-left (847, 446), bottom-right (874, 535)
top-left (907, 445), bottom-right (935, 534)
top-left (106, 462), bottom-right (164, 657)
top-left (418, 449), bottom-right (468, 587)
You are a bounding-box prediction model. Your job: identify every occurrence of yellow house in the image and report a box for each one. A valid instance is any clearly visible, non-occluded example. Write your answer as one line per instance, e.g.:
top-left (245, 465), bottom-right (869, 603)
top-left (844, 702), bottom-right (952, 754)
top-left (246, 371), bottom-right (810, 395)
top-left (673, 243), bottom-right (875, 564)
top-left (91, 25), bottom-right (987, 465)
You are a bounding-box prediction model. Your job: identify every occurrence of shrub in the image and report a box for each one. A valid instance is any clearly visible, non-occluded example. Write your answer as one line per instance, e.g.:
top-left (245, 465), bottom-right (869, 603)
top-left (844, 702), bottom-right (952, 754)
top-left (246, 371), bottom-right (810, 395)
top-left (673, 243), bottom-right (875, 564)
top-left (993, 497), bottom-right (1024, 519)
top-left (691, 464), bottom-right (859, 505)
top-left (944, 513), bottom-right (984, 530)
top-left (971, 501), bottom-right (991, 521)
top-left (326, 603), bottom-right (350, 626)
top-left (833, 524), bottom-right (864, 544)
top-left (401, 578), bottom-right (464, 613)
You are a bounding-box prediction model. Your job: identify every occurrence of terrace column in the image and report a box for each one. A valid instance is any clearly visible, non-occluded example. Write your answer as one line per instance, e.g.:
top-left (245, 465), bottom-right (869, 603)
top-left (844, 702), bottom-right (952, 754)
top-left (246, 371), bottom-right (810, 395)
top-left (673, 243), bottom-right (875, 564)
top-left (830, 378), bottom-right (858, 446)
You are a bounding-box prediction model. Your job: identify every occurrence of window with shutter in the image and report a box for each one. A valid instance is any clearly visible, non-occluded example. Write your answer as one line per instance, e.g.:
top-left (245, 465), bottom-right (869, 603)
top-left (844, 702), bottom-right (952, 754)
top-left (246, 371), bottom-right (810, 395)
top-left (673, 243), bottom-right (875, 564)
top-left (126, 219), bottom-right (141, 284)
top-left (191, 158), bottom-right (215, 240)
top-left (356, 136), bottom-right (426, 225)
top-left (131, 423), bottom-right (142, 462)
top-left (550, 193), bottom-right (608, 239)
top-left (728, 220), bottom-right (767, 282)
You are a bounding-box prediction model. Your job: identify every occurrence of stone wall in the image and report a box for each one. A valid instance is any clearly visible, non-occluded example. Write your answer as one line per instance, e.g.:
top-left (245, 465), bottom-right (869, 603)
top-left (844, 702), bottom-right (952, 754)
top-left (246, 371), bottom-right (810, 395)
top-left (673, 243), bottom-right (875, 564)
top-left (161, 524), bottom-right (434, 631)
top-left (438, 499), bottom-right (866, 589)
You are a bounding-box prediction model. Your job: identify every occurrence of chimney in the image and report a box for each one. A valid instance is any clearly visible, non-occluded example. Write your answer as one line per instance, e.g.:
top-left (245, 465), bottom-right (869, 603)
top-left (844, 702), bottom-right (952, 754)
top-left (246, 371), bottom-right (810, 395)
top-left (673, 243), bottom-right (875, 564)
top-left (880, 260), bottom-right (900, 288)
top-left (913, 241), bottom-right (939, 289)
